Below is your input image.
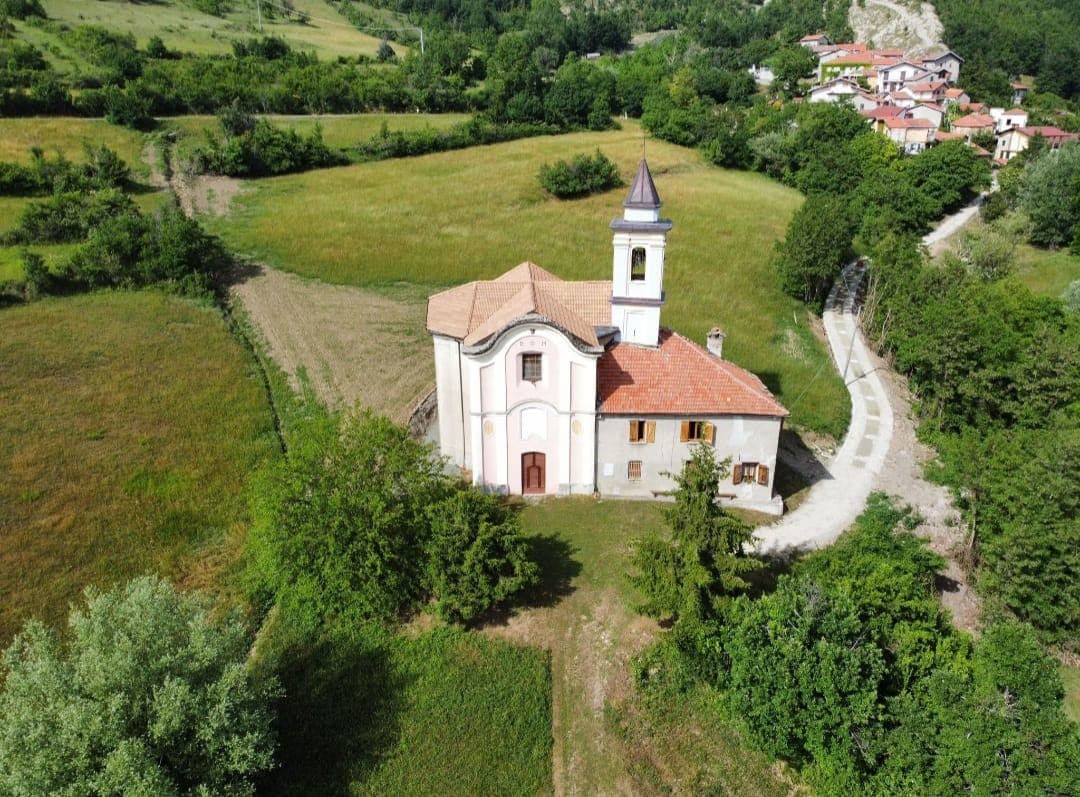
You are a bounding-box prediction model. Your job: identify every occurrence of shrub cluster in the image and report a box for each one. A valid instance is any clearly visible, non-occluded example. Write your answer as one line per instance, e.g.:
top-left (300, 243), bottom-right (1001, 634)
top-left (0, 145), bottom-right (129, 196)
top-left (351, 117), bottom-right (559, 162)
top-left (638, 494), bottom-right (1079, 794)
top-left (0, 0), bottom-right (44, 20)
top-left (191, 113), bottom-right (345, 177)
top-left (538, 150), bottom-right (623, 199)
top-left (248, 412), bottom-right (539, 627)
top-left (6, 188), bottom-right (233, 296)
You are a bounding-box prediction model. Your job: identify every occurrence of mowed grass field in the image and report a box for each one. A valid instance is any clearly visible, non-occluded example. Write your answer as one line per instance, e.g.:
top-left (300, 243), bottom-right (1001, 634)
top-left (0, 291), bottom-right (279, 643)
top-left (26, 0), bottom-right (395, 64)
top-left (213, 123), bottom-right (850, 436)
top-left (262, 620), bottom-right (552, 795)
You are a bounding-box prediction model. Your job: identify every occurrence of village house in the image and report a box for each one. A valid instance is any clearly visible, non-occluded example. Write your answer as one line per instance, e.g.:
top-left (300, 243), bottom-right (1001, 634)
top-left (882, 116), bottom-right (937, 153)
top-left (992, 107), bottom-right (1028, 133)
top-left (877, 61), bottom-right (933, 94)
top-left (994, 126), bottom-right (1080, 162)
top-left (426, 161), bottom-right (788, 514)
top-left (951, 112), bottom-right (997, 142)
top-left (1011, 82), bottom-right (1029, 106)
top-left (919, 50), bottom-right (964, 84)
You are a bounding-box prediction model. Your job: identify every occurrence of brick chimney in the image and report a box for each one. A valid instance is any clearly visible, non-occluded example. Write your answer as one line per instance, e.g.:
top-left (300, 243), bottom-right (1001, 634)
top-left (706, 327), bottom-right (725, 359)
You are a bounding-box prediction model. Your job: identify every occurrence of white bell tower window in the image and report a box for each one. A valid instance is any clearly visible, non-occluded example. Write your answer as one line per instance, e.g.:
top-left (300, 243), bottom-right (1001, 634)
top-left (630, 247), bottom-right (646, 282)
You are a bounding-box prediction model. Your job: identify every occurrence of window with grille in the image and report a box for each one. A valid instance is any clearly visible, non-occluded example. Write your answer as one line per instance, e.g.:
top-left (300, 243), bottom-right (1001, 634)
top-left (521, 353), bottom-right (542, 383)
top-left (627, 460), bottom-right (643, 480)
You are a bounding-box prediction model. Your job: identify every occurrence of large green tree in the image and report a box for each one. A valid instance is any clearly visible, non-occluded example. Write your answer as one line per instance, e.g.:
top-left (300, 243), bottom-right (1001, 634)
top-left (631, 444), bottom-right (759, 622)
top-left (1019, 141), bottom-right (1080, 248)
top-left (0, 576), bottom-right (278, 796)
top-left (773, 193), bottom-right (857, 309)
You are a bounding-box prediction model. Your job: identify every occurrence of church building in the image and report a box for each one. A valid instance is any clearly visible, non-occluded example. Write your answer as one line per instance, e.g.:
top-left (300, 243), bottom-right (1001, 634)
top-left (426, 159), bottom-right (788, 514)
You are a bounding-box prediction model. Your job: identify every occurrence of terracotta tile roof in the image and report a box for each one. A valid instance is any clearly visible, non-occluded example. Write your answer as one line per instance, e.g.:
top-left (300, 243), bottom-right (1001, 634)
top-left (863, 105), bottom-right (904, 120)
top-left (944, 88), bottom-right (967, 98)
top-left (828, 51), bottom-right (876, 65)
top-left (953, 113), bottom-right (996, 129)
top-left (597, 330), bottom-right (788, 417)
top-left (1003, 108), bottom-right (1027, 116)
top-left (907, 80), bottom-right (947, 92)
top-left (884, 117), bottom-right (936, 129)
top-left (935, 130), bottom-right (965, 141)
top-left (1017, 125), bottom-right (1077, 140)
top-left (427, 262), bottom-right (611, 350)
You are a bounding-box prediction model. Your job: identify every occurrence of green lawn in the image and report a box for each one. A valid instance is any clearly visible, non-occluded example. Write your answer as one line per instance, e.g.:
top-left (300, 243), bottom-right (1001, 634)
top-left (33, 0), bottom-right (394, 61)
top-left (260, 619), bottom-right (552, 795)
top-left (1015, 243), bottom-right (1079, 299)
top-left (166, 112), bottom-right (472, 151)
top-left (0, 291), bottom-right (279, 643)
top-left (511, 496), bottom-right (794, 794)
top-left (211, 123), bottom-right (849, 437)
top-left (0, 118), bottom-right (149, 174)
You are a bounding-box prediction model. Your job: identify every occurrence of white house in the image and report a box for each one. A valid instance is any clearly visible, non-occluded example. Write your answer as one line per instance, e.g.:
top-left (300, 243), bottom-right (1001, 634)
top-left (426, 160), bottom-right (788, 514)
top-left (808, 77), bottom-right (862, 104)
top-left (877, 61), bottom-right (933, 94)
top-left (920, 51), bottom-right (964, 84)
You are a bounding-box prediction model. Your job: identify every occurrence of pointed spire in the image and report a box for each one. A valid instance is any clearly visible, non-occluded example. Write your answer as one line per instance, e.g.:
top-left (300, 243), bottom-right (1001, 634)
top-left (623, 158), bottom-right (661, 210)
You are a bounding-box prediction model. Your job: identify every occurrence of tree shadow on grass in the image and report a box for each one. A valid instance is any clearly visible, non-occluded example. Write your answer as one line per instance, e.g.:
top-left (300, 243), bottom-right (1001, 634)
top-left (260, 626), bottom-right (410, 796)
top-left (475, 533), bottom-right (582, 628)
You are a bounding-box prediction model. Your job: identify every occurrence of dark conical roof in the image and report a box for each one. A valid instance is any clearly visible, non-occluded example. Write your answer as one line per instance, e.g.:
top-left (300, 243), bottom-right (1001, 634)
top-left (623, 158), bottom-right (661, 209)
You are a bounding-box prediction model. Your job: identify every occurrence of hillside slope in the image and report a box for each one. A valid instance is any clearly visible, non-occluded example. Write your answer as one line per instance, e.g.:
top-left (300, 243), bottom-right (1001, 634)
top-left (848, 0), bottom-right (945, 55)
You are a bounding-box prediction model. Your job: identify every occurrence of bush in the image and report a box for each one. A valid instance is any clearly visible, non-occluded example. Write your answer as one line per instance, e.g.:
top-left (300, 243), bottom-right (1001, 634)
top-left (0, 146), bottom-right (129, 197)
top-left (2, 188), bottom-right (135, 244)
top-left (0, 0), bottom-right (45, 20)
top-left (0, 576), bottom-right (279, 795)
top-left (248, 412), bottom-right (539, 628)
top-left (424, 490), bottom-right (538, 624)
top-left (192, 117), bottom-right (344, 177)
top-left (538, 149), bottom-right (623, 198)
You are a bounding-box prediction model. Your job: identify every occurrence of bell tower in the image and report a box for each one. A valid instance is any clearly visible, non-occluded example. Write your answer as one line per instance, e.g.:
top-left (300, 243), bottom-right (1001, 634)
top-left (610, 159), bottom-right (672, 346)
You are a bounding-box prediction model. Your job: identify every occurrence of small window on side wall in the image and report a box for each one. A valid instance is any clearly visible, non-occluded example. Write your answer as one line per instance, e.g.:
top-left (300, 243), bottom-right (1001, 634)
top-left (521, 352), bottom-right (542, 383)
top-left (630, 247), bottom-right (646, 282)
top-left (627, 460), bottom-right (642, 480)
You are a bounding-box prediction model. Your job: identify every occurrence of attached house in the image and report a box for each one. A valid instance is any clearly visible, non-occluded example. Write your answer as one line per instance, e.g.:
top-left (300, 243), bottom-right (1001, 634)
top-left (808, 77), bottom-right (862, 104)
top-left (951, 113), bottom-right (997, 142)
top-left (905, 103), bottom-right (944, 128)
top-left (994, 126), bottom-right (1080, 162)
top-left (906, 80), bottom-right (948, 104)
top-left (1011, 82), bottom-right (1029, 106)
top-left (882, 117), bottom-right (937, 153)
top-left (943, 87), bottom-right (970, 106)
top-left (920, 50), bottom-right (964, 84)
top-left (877, 61), bottom-right (933, 94)
top-left (799, 32), bottom-right (832, 49)
top-left (426, 160), bottom-right (788, 514)
top-left (993, 107), bottom-right (1028, 133)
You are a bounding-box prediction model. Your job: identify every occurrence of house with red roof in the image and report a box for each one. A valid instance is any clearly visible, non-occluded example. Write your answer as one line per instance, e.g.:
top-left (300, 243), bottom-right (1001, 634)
top-left (994, 126), bottom-right (1080, 162)
top-left (426, 160), bottom-right (788, 513)
top-left (951, 112), bottom-right (997, 141)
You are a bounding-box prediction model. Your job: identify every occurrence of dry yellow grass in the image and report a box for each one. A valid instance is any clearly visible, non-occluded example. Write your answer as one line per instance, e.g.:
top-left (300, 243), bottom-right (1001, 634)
top-left (0, 118), bottom-right (148, 170)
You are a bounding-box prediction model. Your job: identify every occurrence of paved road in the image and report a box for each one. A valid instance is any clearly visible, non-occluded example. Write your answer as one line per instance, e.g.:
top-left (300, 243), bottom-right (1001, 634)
top-left (755, 261), bottom-right (895, 554)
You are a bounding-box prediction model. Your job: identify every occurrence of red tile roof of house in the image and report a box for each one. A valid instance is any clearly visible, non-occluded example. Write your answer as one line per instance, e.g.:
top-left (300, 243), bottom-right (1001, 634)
top-left (597, 330), bottom-right (788, 417)
top-left (952, 113), bottom-right (996, 129)
top-left (863, 105), bottom-right (905, 120)
top-left (884, 117), bottom-right (936, 129)
top-left (944, 88), bottom-right (967, 98)
top-left (1003, 107), bottom-right (1027, 115)
top-left (827, 51), bottom-right (876, 65)
top-left (1016, 126), bottom-right (1079, 144)
top-left (935, 130), bottom-right (965, 141)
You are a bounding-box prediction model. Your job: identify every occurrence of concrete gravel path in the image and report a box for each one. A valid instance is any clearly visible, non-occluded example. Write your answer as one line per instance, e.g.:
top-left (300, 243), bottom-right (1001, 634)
top-left (755, 261), bottom-right (894, 553)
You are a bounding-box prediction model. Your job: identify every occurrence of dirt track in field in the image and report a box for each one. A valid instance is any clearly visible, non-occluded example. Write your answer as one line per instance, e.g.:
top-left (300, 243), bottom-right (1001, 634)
top-left (229, 265), bottom-right (434, 423)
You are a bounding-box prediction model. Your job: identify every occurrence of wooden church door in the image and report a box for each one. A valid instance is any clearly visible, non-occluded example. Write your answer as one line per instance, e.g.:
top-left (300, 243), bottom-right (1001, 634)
top-left (522, 452), bottom-right (546, 495)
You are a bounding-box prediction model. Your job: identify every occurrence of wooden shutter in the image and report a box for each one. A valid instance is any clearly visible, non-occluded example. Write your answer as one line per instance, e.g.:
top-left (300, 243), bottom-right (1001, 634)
top-left (628, 420), bottom-right (636, 442)
top-left (680, 421), bottom-right (690, 442)
top-left (733, 463), bottom-right (743, 484)
top-left (645, 421), bottom-right (655, 443)
top-left (757, 464), bottom-right (769, 485)
top-left (702, 422), bottom-right (715, 445)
